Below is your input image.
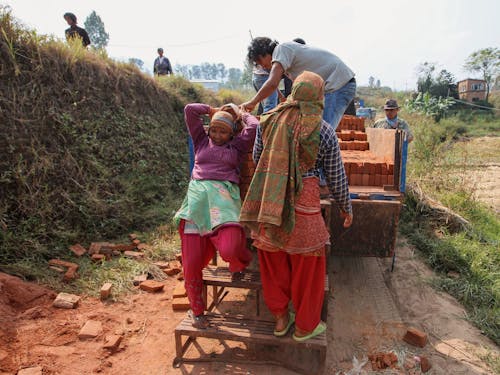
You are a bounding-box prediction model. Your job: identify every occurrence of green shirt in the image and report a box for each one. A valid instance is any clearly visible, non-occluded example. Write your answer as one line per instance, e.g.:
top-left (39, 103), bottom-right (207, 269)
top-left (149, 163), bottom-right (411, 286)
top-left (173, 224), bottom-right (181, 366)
top-left (373, 117), bottom-right (413, 141)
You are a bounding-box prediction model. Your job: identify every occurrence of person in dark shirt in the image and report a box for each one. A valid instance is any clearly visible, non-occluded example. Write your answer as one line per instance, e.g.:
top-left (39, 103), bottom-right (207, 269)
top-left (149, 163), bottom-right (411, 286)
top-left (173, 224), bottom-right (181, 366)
top-left (154, 48), bottom-right (174, 76)
top-left (63, 12), bottom-right (90, 47)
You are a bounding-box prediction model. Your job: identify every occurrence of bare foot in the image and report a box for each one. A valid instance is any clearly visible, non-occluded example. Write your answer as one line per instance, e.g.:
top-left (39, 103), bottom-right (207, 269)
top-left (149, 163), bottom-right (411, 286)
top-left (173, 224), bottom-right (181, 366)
top-left (274, 313), bottom-right (289, 333)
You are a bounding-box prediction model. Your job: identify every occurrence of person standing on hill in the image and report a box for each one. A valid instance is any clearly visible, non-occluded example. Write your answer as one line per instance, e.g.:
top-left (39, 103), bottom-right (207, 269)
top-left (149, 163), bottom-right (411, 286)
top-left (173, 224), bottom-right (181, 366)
top-left (242, 37), bottom-right (356, 131)
top-left (63, 12), bottom-right (90, 47)
top-left (373, 99), bottom-right (414, 142)
top-left (154, 48), bottom-right (173, 76)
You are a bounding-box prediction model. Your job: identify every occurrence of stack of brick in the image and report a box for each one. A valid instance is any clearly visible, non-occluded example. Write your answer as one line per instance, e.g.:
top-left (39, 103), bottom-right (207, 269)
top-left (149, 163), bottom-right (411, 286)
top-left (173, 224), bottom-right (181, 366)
top-left (338, 116), bottom-right (395, 188)
top-left (337, 115), bottom-right (365, 132)
top-left (237, 114), bottom-right (396, 195)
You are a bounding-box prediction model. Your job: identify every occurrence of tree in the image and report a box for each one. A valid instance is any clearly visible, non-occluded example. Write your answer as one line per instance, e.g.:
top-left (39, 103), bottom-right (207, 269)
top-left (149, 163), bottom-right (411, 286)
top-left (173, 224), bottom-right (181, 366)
top-left (128, 58), bottom-right (144, 70)
top-left (84, 11), bottom-right (109, 49)
top-left (464, 47), bottom-right (500, 101)
top-left (416, 62), bottom-right (436, 94)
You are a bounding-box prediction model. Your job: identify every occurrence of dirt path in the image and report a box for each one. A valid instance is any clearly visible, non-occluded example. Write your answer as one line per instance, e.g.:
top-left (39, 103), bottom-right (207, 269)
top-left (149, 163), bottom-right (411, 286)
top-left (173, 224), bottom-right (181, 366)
top-left (1, 237), bottom-right (498, 375)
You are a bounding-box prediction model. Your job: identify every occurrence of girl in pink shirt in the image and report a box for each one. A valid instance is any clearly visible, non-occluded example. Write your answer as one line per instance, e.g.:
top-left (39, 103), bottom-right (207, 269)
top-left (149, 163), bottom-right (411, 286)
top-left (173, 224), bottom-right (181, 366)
top-left (174, 103), bottom-right (258, 328)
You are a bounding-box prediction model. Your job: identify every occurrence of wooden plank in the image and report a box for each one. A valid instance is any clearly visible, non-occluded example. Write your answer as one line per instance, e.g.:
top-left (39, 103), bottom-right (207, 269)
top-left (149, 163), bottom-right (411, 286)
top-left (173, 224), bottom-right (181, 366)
top-left (203, 266), bottom-right (261, 289)
top-left (365, 127), bottom-right (396, 161)
top-left (329, 199), bottom-right (401, 257)
top-left (175, 313), bottom-right (327, 349)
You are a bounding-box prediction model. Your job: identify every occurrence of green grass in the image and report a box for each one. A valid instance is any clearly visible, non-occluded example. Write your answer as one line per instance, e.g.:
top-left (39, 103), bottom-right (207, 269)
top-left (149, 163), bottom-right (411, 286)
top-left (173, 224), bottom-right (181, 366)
top-left (1, 226), bottom-right (180, 298)
top-left (402, 111), bottom-right (500, 346)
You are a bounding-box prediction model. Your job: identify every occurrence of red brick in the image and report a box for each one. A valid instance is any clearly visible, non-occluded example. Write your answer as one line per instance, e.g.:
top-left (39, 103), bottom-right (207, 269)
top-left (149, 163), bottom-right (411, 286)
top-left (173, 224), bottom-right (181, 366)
top-left (403, 327), bottom-right (428, 348)
top-left (49, 259), bottom-right (78, 269)
top-left (164, 267), bottom-right (182, 276)
top-left (91, 253), bottom-right (106, 262)
top-left (420, 356), bottom-right (431, 372)
top-left (388, 163), bottom-right (394, 174)
top-left (78, 320), bottom-right (102, 339)
top-left (133, 274), bottom-right (148, 286)
top-left (139, 280), bottom-right (164, 293)
top-left (350, 174), bottom-right (361, 186)
top-left (388, 175), bottom-right (395, 186)
top-left (69, 244), bottom-right (87, 257)
top-left (153, 261), bottom-right (170, 269)
top-left (63, 266), bottom-right (78, 282)
top-left (362, 174), bottom-right (370, 186)
top-left (88, 242), bottom-right (112, 255)
top-left (381, 175), bottom-right (389, 186)
top-left (53, 292), bottom-right (80, 309)
top-left (100, 282), bottom-right (112, 300)
top-left (380, 163), bottom-right (388, 175)
top-left (123, 251), bottom-right (144, 259)
top-left (374, 174), bottom-right (382, 186)
top-left (172, 297), bottom-right (191, 311)
top-left (103, 334), bottom-right (123, 352)
top-left (173, 282), bottom-right (187, 298)
top-left (137, 243), bottom-right (151, 251)
top-left (362, 163), bottom-right (372, 174)
top-left (368, 174), bottom-right (375, 186)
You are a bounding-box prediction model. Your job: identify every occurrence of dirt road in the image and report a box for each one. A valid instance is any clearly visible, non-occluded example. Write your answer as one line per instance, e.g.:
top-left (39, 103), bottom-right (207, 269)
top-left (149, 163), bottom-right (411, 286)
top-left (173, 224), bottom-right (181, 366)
top-left (1, 237), bottom-right (498, 374)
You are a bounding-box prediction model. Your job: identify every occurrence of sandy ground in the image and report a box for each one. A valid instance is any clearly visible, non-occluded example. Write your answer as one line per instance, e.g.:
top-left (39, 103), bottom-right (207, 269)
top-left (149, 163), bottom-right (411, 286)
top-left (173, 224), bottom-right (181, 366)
top-left (0, 237), bottom-right (498, 375)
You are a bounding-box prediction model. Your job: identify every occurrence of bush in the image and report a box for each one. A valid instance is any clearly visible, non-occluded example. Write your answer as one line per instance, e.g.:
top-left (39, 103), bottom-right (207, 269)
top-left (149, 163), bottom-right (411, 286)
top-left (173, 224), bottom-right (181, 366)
top-left (0, 7), bottom-right (194, 266)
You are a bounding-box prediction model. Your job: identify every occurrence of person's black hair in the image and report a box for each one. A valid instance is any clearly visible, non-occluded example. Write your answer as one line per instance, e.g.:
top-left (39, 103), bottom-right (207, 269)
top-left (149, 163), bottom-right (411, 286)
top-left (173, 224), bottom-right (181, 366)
top-left (63, 12), bottom-right (77, 23)
top-left (247, 37), bottom-right (279, 63)
top-left (293, 38), bottom-right (306, 45)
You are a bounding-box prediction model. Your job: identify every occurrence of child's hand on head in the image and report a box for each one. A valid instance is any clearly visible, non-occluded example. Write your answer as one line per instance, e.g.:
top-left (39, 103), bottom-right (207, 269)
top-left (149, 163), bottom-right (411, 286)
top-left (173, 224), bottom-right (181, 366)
top-left (220, 103), bottom-right (241, 122)
top-left (209, 106), bottom-right (219, 119)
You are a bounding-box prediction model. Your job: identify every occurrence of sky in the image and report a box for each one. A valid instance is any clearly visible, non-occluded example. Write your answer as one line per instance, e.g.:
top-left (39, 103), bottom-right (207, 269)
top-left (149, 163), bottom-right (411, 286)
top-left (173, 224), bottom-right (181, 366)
top-left (4, 0), bottom-right (499, 90)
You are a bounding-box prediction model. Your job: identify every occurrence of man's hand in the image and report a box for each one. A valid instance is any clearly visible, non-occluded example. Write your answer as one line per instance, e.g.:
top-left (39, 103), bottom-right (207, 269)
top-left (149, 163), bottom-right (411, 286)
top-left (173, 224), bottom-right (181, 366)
top-left (340, 211), bottom-right (353, 228)
top-left (240, 101), bottom-right (256, 113)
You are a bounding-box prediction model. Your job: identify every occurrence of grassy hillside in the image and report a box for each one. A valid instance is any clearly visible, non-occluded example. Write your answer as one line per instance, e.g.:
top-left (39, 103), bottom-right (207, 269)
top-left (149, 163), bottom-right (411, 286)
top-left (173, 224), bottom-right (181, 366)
top-left (0, 7), bottom-right (218, 269)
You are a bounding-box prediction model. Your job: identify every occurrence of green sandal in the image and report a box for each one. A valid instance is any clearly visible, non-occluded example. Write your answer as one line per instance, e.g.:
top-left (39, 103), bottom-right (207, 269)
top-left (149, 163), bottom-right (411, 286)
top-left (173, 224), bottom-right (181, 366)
top-left (292, 321), bottom-right (326, 342)
top-left (273, 312), bottom-right (295, 337)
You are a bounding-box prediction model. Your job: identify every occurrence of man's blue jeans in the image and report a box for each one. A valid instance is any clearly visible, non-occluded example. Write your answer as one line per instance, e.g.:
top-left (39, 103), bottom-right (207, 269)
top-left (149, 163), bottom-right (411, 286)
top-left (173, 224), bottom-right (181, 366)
top-left (252, 73), bottom-right (278, 114)
top-left (323, 80), bottom-right (357, 130)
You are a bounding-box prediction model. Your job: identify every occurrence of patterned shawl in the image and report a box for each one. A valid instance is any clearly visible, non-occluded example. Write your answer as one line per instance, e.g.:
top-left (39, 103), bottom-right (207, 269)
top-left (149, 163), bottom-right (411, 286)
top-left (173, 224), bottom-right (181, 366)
top-left (240, 71), bottom-right (324, 247)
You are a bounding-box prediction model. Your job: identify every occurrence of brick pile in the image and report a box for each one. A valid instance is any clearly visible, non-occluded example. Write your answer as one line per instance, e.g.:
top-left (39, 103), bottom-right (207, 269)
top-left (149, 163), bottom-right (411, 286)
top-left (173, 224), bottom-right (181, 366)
top-left (238, 114), bottom-right (397, 198)
top-left (337, 116), bottom-right (395, 188)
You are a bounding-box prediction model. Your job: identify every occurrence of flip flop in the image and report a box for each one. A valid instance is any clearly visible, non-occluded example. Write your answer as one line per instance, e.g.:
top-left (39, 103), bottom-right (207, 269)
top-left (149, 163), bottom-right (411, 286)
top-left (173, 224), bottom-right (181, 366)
top-left (273, 312), bottom-right (295, 337)
top-left (292, 321), bottom-right (326, 342)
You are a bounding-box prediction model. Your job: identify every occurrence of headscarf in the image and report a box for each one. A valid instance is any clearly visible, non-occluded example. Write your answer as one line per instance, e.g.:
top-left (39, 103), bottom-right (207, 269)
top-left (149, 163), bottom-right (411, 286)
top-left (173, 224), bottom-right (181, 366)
top-left (209, 111), bottom-right (238, 134)
top-left (240, 71), bottom-right (324, 247)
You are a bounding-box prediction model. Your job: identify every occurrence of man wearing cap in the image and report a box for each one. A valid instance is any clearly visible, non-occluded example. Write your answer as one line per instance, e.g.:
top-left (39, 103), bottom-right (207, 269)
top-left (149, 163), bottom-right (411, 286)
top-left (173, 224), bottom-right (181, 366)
top-left (153, 48), bottom-right (173, 76)
top-left (374, 99), bottom-right (413, 142)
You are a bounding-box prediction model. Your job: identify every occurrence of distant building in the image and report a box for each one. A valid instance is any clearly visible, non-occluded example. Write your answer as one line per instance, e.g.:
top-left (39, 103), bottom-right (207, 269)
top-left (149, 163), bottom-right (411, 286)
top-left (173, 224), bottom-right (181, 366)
top-left (190, 79), bottom-right (221, 92)
top-left (457, 78), bottom-right (487, 102)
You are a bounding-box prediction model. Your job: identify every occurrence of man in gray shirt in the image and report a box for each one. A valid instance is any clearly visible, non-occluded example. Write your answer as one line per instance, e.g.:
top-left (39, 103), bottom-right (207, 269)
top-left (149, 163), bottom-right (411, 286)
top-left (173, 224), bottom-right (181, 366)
top-left (374, 99), bottom-right (413, 142)
top-left (242, 37), bottom-right (356, 131)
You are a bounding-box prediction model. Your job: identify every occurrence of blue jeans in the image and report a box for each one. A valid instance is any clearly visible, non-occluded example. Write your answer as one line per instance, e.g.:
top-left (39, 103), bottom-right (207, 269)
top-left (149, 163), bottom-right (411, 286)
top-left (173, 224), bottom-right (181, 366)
top-left (323, 80), bottom-right (357, 130)
top-left (252, 73), bottom-right (278, 114)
